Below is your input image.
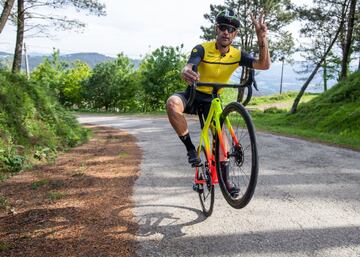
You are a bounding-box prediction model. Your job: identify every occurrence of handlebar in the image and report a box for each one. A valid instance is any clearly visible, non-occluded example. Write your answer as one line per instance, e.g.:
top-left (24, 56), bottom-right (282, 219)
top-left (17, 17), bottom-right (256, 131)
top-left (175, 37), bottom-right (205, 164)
top-left (187, 68), bottom-right (257, 107)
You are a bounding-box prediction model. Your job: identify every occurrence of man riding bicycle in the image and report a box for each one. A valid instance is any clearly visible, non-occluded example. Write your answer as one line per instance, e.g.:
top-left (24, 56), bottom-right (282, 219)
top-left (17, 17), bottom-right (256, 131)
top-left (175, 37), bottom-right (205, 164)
top-left (166, 8), bottom-right (270, 195)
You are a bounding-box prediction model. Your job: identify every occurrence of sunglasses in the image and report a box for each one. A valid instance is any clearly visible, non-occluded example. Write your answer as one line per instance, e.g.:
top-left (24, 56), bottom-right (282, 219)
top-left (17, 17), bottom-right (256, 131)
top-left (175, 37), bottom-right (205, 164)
top-left (218, 24), bottom-right (237, 33)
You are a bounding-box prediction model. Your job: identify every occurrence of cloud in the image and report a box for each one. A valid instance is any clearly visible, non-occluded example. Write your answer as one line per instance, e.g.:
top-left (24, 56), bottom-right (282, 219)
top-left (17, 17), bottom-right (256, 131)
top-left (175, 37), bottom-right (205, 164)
top-left (0, 0), bottom-right (223, 57)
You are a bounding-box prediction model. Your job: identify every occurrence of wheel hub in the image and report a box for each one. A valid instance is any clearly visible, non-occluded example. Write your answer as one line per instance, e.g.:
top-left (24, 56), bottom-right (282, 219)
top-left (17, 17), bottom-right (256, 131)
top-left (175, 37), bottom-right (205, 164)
top-left (229, 144), bottom-right (244, 166)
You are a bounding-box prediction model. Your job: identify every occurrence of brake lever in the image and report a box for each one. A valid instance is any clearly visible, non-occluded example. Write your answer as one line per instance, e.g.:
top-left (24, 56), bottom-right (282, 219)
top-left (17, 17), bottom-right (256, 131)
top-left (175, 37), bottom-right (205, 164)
top-left (249, 69), bottom-right (258, 91)
top-left (253, 79), bottom-right (258, 91)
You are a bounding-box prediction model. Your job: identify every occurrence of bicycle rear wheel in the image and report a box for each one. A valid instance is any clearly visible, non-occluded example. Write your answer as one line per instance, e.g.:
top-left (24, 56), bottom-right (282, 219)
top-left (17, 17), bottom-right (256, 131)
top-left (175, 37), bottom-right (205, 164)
top-left (196, 146), bottom-right (214, 217)
top-left (215, 102), bottom-right (258, 209)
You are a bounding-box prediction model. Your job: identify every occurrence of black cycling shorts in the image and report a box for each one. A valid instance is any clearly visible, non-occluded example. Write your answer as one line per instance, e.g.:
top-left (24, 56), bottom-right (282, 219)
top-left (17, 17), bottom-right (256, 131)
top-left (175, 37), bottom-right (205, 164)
top-left (173, 86), bottom-right (213, 120)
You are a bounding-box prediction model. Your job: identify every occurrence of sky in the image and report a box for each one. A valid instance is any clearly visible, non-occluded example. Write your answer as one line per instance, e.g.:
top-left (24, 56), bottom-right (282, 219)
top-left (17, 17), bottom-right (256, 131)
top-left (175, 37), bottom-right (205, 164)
top-left (0, 0), bottom-right (315, 59)
top-left (1, 0), bottom-right (228, 58)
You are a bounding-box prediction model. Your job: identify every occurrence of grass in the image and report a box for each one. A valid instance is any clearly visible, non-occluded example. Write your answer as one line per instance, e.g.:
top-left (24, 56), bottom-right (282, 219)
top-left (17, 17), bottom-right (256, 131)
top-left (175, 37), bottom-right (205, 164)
top-left (248, 92), bottom-right (318, 107)
top-left (251, 110), bottom-right (360, 150)
top-left (0, 242), bottom-right (13, 251)
top-left (221, 88), bottom-right (317, 110)
top-left (248, 71), bottom-right (360, 150)
top-left (0, 173), bottom-right (10, 182)
top-left (47, 191), bottom-right (67, 201)
top-left (31, 179), bottom-right (49, 190)
top-left (72, 171), bottom-right (85, 177)
top-left (71, 109), bottom-right (166, 116)
top-left (0, 195), bottom-right (8, 209)
top-left (118, 152), bottom-right (129, 158)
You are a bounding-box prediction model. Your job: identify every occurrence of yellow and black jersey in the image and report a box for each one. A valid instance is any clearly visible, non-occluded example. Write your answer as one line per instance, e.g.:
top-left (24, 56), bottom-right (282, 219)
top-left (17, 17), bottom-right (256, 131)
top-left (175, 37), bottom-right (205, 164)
top-left (188, 41), bottom-right (254, 94)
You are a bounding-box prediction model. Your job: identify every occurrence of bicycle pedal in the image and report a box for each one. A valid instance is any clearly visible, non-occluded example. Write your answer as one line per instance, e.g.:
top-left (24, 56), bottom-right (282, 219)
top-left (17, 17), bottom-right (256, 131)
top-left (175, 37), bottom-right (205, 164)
top-left (191, 162), bottom-right (203, 168)
top-left (192, 183), bottom-right (203, 193)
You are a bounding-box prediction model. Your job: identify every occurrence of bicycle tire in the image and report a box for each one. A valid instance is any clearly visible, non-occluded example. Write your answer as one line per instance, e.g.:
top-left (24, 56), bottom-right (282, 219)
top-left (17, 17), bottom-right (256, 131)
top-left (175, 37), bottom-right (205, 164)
top-left (197, 146), bottom-right (214, 217)
top-left (215, 102), bottom-right (258, 209)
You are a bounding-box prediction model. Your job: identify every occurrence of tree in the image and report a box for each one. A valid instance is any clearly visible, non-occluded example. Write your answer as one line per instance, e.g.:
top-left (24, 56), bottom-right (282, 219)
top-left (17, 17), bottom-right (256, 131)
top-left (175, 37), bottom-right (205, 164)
top-left (61, 61), bottom-right (91, 107)
top-left (339, 0), bottom-right (357, 79)
top-left (138, 45), bottom-right (186, 112)
top-left (31, 50), bottom-right (91, 107)
top-left (201, 0), bottom-right (295, 100)
top-left (201, 0), bottom-right (294, 52)
top-left (2, 0), bottom-right (106, 73)
top-left (0, 0), bottom-right (15, 34)
top-left (297, 0), bottom-right (358, 81)
top-left (83, 54), bottom-right (137, 112)
top-left (296, 3), bottom-right (342, 91)
top-left (355, 1), bottom-right (360, 70)
top-left (271, 31), bottom-right (295, 94)
top-left (31, 49), bottom-right (68, 96)
top-left (296, 41), bottom-right (341, 92)
top-left (11, 0), bottom-right (23, 73)
top-left (290, 0), bottom-right (348, 114)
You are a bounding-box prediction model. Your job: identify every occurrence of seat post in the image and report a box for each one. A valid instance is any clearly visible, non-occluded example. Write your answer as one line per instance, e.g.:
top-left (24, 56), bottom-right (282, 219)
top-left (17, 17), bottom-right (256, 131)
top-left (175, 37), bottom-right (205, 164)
top-left (212, 86), bottom-right (220, 99)
top-left (198, 107), bottom-right (205, 129)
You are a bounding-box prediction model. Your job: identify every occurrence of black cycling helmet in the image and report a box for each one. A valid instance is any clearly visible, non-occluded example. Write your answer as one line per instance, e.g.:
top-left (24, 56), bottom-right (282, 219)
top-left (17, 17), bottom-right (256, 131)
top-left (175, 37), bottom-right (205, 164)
top-left (216, 9), bottom-right (240, 28)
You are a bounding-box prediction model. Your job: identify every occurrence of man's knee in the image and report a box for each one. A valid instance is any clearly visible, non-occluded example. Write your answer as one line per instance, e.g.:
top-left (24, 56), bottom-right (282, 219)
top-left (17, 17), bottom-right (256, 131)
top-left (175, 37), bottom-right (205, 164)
top-left (166, 96), bottom-right (184, 113)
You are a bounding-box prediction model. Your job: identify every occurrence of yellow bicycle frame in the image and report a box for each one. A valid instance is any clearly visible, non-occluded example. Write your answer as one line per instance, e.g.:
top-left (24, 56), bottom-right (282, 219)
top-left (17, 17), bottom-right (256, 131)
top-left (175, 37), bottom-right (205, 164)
top-left (196, 97), bottom-right (238, 184)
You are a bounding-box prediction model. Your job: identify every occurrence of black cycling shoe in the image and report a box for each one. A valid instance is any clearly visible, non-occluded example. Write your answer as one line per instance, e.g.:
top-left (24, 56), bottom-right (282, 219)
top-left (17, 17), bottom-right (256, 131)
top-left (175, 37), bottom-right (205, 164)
top-left (192, 183), bottom-right (203, 193)
top-left (187, 149), bottom-right (201, 167)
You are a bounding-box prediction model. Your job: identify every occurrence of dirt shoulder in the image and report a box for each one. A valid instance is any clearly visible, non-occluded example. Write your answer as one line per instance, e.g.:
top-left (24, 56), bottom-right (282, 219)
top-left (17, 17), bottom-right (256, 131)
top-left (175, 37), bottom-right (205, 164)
top-left (0, 125), bottom-right (141, 257)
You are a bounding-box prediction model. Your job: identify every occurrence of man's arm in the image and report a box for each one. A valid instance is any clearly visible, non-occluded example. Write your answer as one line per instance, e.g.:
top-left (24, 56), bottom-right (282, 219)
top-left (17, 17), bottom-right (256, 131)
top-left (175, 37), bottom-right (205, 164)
top-left (182, 63), bottom-right (199, 85)
top-left (181, 45), bottom-right (204, 84)
top-left (251, 12), bottom-right (271, 70)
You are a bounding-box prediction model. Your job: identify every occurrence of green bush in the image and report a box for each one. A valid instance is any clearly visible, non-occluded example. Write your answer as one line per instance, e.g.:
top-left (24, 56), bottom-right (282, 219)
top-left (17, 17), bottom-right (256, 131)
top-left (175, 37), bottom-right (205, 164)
top-left (264, 107), bottom-right (287, 114)
top-left (31, 50), bottom-right (91, 108)
top-left (0, 70), bottom-right (88, 175)
top-left (138, 45), bottom-right (186, 111)
top-left (82, 54), bottom-right (138, 112)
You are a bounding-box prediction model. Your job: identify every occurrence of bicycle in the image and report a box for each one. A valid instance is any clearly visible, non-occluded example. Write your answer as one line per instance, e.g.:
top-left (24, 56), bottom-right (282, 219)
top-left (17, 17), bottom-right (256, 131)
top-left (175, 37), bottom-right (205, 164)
top-left (189, 69), bottom-right (259, 217)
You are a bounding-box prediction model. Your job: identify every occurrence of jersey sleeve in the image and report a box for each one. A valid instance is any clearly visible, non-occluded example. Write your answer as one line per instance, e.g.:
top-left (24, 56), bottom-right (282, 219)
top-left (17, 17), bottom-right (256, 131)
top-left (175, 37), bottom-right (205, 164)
top-left (239, 50), bottom-right (255, 68)
top-left (187, 45), bottom-right (205, 68)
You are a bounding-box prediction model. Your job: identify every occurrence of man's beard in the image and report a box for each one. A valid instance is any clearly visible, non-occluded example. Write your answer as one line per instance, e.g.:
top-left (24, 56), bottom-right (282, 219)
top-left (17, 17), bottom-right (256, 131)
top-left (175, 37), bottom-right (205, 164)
top-left (220, 42), bottom-right (231, 48)
top-left (219, 40), bottom-right (232, 48)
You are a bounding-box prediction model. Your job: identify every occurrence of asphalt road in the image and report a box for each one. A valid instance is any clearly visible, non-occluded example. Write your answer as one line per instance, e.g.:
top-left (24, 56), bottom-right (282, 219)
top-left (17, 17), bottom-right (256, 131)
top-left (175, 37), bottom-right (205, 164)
top-left (77, 114), bottom-right (360, 257)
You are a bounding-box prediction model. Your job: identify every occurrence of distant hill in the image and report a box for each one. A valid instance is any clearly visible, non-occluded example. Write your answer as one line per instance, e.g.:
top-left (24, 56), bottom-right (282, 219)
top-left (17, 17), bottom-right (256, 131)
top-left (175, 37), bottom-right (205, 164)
top-left (1, 52), bottom-right (141, 71)
top-left (26, 52), bottom-right (116, 70)
top-left (0, 51), bottom-right (11, 56)
top-left (231, 62), bottom-right (337, 96)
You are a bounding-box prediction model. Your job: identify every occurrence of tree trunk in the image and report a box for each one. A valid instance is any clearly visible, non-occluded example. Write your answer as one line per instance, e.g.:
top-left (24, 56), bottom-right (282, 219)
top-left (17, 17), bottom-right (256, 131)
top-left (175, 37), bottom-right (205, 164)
top-left (0, 0), bottom-right (15, 34)
top-left (290, 2), bottom-right (347, 114)
top-left (280, 58), bottom-right (284, 94)
top-left (24, 42), bottom-right (30, 78)
top-left (340, 0), bottom-right (356, 80)
top-left (323, 58), bottom-right (328, 92)
top-left (12, 0), bottom-right (24, 73)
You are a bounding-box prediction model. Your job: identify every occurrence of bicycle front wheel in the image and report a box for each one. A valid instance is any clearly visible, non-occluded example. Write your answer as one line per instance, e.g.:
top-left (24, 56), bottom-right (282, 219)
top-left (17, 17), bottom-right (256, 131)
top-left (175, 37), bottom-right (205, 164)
top-left (215, 102), bottom-right (258, 209)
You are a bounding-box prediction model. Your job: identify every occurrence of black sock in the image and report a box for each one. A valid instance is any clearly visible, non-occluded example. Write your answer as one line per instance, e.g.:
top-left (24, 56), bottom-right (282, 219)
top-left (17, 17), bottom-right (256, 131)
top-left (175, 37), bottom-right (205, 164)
top-left (179, 133), bottom-right (195, 151)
